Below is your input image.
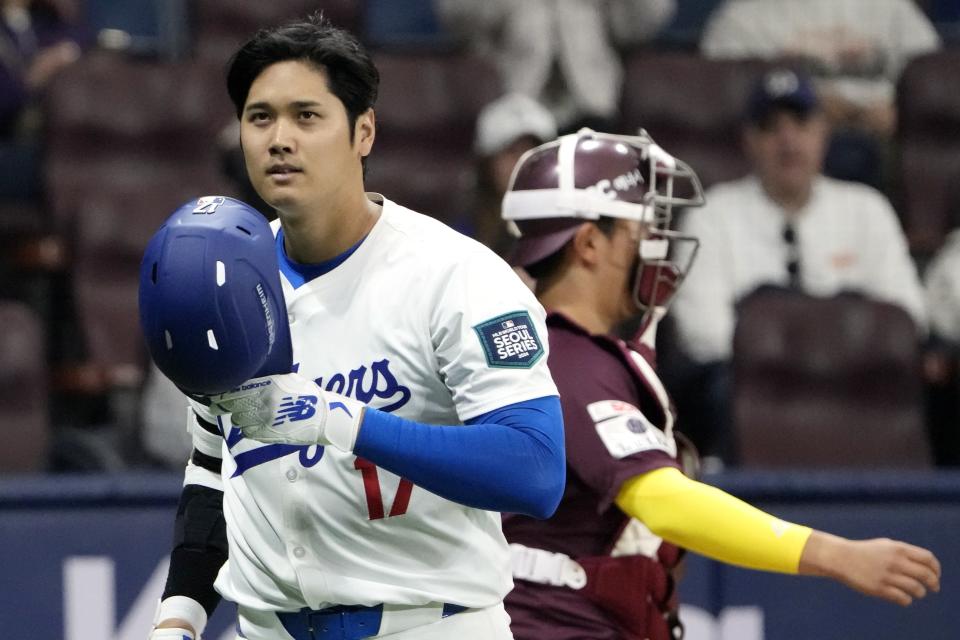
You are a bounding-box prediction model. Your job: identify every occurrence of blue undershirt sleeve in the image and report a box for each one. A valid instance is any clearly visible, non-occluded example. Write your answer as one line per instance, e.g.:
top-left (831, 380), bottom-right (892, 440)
top-left (353, 395), bottom-right (565, 519)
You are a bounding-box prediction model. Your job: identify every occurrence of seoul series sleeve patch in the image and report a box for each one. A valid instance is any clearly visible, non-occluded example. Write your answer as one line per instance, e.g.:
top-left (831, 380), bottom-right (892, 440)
top-left (473, 311), bottom-right (545, 369)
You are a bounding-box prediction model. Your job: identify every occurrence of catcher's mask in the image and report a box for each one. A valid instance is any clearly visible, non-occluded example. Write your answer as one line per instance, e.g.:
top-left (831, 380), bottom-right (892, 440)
top-left (502, 128), bottom-right (705, 320)
top-left (139, 196), bottom-right (292, 396)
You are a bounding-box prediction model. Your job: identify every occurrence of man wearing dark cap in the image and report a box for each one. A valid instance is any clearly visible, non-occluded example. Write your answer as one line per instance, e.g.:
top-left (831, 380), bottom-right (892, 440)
top-left (669, 68), bottom-right (926, 462)
top-left (499, 128), bottom-right (940, 640)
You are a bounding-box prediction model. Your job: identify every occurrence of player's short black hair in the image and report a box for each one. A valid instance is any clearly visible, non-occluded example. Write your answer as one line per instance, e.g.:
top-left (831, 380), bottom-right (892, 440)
top-left (226, 13), bottom-right (379, 142)
top-left (525, 217), bottom-right (618, 281)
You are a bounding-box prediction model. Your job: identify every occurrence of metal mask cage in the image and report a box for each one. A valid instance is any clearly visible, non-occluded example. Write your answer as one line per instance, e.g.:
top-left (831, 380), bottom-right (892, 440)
top-left (632, 228), bottom-right (701, 315)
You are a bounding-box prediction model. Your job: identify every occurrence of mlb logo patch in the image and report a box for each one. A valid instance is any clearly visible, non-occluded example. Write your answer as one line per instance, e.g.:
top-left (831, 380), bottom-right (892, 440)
top-left (474, 311), bottom-right (544, 369)
top-left (192, 196), bottom-right (226, 214)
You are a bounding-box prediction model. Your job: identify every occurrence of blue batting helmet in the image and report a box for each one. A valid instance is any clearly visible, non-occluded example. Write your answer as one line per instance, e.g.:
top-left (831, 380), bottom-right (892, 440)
top-left (139, 196), bottom-right (292, 395)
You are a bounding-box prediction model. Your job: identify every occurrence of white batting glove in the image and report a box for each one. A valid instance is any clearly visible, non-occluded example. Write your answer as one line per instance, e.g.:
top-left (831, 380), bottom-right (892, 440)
top-left (210, 373), bottom-right (366, 451)
top-left (149, 628), bottom-right (194, 639)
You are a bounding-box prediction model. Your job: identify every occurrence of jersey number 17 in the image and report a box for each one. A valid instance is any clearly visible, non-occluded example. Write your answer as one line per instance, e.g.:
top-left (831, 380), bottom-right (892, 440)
top-left (353, 457), bottom-right (413, 520)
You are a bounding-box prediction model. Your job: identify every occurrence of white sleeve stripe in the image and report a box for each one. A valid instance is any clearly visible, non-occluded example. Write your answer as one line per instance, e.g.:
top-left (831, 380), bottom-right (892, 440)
top-left (184, 460), bottom-right (223, 492)
top-left (191, 413), bottom-right (223, 458)
top-left (154, 595), bottom-right (208, 637)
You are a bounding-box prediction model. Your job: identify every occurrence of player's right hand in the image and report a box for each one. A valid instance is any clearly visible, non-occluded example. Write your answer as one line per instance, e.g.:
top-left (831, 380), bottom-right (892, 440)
top-left (802, 532), bottom-right (941, 606)
top-left (148, 627), bottom-right (194, 639)
top-left (209, 372), bottom-right (366, 451)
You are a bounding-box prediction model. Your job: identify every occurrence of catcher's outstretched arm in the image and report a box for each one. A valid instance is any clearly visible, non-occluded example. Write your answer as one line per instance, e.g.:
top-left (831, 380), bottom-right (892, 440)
top-left (616, 467), bottom-right (941, 605)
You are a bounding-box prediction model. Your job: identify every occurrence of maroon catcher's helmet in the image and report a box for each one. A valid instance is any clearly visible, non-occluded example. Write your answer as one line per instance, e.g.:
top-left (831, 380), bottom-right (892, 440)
top-left (502, 128), bottom-right (705, 317)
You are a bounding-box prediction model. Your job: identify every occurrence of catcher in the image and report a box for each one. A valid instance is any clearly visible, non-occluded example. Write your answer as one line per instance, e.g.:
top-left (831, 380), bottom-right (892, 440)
top-left (499, 128), bottom-right (942, 640)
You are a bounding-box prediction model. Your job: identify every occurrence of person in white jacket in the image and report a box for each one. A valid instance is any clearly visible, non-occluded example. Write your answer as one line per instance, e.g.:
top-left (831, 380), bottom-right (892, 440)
top-left (701, 0), bottom-right (940, 187)
top-left (925, 230), bottom-right (960, 348)
top-left (922, 220), bottom-right (960, 466)
top-left (434, 0), bottom-right (675, 131)
top-left (701, 0), bottom-right (940, 139)
top-left (669, 67), bottom-right (926, 463)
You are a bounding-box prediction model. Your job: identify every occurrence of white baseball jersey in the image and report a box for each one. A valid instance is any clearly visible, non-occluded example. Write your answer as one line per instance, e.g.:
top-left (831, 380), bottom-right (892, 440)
top-left (192, 195), bottom-right (558, 614)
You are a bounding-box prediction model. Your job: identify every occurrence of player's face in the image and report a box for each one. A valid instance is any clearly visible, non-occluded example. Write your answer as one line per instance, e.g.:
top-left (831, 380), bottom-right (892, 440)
top-left (598, 219), bottom-right (648, 322)
top-left (239, 60), bottom-right (375, 218)
top-left (744, 110), bottom-right (828, 202)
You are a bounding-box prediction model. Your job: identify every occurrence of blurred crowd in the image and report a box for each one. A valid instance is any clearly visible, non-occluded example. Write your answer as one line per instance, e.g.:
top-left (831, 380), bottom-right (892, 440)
top-left (2, 0), bottom-right (960, 473)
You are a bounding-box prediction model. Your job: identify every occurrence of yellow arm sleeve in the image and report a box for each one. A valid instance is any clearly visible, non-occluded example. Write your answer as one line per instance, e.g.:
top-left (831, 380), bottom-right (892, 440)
top-left (615, 466), bottom-right (812, 574)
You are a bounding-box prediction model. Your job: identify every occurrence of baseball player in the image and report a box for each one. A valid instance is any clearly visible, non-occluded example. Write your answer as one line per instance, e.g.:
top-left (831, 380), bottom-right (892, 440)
top-left (499, 129), bottom-right (942, 639)
top-left (147, 15), bottom-right (566, 640)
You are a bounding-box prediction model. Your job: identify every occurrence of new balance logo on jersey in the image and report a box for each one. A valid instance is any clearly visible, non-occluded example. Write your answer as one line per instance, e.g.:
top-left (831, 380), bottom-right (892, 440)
top-left (272, 395), bottom-right (318, 426)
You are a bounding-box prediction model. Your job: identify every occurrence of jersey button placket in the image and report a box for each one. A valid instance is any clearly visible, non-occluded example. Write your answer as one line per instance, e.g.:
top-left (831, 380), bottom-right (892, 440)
top-left (286, 467), bottom-right (299, 482)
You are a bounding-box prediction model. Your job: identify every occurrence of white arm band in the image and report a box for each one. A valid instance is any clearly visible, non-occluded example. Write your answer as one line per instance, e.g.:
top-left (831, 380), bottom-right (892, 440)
top-left (149, 629), bottom-right (194, 639)
top-left (153, 595), bottom-right (208, 639)
top-left (183, 460), bottom-right (223, 492)
top-left (190, 410), bottom-right (224, 459)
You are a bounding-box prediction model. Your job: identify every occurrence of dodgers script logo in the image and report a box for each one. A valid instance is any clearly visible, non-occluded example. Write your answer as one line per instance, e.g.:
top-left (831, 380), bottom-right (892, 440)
top-left (473, 311), bottom-right (544, 368)
top-left (272, 395), bottom-right (318, 426)
top-left (316, 358), bottom-right (411, 412)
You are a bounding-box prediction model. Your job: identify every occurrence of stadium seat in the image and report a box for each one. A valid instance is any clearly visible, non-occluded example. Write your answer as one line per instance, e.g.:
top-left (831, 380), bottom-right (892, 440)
top-left (365, 50), bottom-right (502, 224)
top-left (364, 0), bottom-right (445, 48)
top-left (44, 50), bottom-right (232, 230)
top-left (653, 0), bottom-right (727, 50)
top-left (0, 301), bottom-right (49, 471)
top-left (85, 0), bottom-right (190, 59)
top-left (619, 51), bottom-right (770, 189)
top-left (43, 50), bottom-right (235, 391)
top-left (732, 287), bottom-right (932, 468)
top-left (192, 0), bottom-right (364, 62)
top-left (894, 49), bottom-right (960, 258)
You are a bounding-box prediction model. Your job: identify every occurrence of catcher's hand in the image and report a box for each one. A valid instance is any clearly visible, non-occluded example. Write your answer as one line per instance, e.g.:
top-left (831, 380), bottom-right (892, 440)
top-left (210, 373), bottom-right (365, 451)
top-left (801, 532), bottom-right (941, 606)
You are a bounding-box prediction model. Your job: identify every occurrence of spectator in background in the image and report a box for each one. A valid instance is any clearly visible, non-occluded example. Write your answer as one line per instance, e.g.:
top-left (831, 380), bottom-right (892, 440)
top-left (668, 68), bottom-right (926, 463)
top-left (701, 0), bottom-right (940, 187)
top-left (139, 363), bottom-right (192, 469)
top-left (921, 201), bottom-right (960, 466)
top-left (466, 93), bottom-right (557, 257)
top-left (926, 237), bottom-right (960, 352)
top-left (0, 0), bottom-right (83, 200)
top-left (435, 0), bottom-right (676, 132)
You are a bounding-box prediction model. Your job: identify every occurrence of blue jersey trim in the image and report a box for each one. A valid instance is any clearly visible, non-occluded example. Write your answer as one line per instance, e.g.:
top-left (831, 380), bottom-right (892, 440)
top-left (276, 228), bottom-right (366, 289)
top-left (355, 396), bottom-right (565, 518)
